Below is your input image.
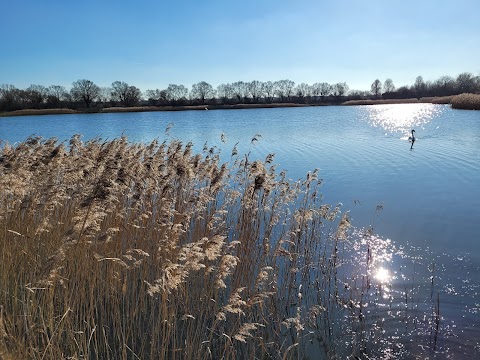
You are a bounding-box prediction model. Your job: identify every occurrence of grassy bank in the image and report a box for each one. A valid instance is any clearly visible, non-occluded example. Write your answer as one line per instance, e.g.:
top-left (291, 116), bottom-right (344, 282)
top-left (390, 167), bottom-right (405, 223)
top-left (0, 97), bottom-right (457, 118)
top-left (0, 96), bottom-right (462, 118)
top-left (451, 93), bottom-right (480, 110)
top-left (343, 96), bottom-right (454, 106)
top-left (0, 108), bottom-right (79, 117)
top-left (0, 136), bottom-right (441, 359)
top-left (421, 95), bottom-right (455, 104)
top-left (101, 103), bottom-right (313, 113)
top-left (0, 103), bottom-right (313, 117)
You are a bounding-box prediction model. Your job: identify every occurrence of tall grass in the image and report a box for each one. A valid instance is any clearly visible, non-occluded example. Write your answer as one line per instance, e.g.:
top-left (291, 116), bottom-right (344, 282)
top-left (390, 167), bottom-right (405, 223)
top-left (451, 93), bottom-right (480, 110)
top-left (1, 109), bottom-right (78, 117)
top-left (0, 135), bottom-right (439, 359)
top-left (343, 96), bottom-right (454, 106)
top-left (420, 96), bottom-right (454, 104)
top-left (100, 103), bottom-right (310, 113)
top-left (343, 98), bottom-right (420, 105)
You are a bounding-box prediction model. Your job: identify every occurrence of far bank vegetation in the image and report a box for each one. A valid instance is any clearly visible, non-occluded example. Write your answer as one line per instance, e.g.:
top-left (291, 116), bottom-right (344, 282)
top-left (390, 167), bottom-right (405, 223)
top-left (1, 72), bottom-right (480, 115)
top-left (343, 96), bottom-right (454, 106)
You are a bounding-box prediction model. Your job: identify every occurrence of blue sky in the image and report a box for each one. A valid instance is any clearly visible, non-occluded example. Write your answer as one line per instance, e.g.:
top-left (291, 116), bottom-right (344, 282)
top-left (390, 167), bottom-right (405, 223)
top-left (1, 0), bottom-right (479, 92)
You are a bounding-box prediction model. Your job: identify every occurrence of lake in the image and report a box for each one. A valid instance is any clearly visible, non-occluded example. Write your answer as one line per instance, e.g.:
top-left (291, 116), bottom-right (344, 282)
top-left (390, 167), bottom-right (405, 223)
top-left (1, 104), bottom-right (479, 357)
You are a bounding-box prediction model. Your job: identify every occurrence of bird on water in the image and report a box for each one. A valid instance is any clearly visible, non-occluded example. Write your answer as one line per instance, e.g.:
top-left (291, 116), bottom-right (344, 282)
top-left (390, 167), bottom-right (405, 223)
top-left (408, 129), bottom-right (416, 149)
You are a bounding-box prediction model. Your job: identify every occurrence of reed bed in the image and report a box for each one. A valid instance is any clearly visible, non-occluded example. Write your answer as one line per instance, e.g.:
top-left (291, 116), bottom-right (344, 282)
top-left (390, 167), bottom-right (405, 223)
top-left (0, 135), bottom-right (440, 359)
top-left (0, 109), bottom-right (78, 117)
top-left (451, 93), bottom-right (480, 110)
top-left (343, 98), bottom-right (420, 105)
top-left (419, 96), bottom-right (454, 104)
top-left (101, 106), bottom-right (166, 113)
top-left (343, 96), bottom-right (454, 106)
top-left (101, 103), bottom-right (310, 113)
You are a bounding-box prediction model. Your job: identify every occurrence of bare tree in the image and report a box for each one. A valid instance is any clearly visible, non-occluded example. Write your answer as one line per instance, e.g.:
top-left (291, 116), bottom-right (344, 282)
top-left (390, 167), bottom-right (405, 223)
top-left (295, 83), bottom-right (312, 98)
top-left (246, 80), bottom-right (262, 102)
top-left (311, 83), bottom-right (321, 97)
top-left (433, 76), bottom-right (455, 96)
top-left (190, 81), bottom-right (214, 103)
top-left (111, 81), bottom-right (128, 103)
top-left (47, 85), bottom-right (68, 105)
top-left (319, 82), bottom-right (331, 100)
top-left (166, 84), bottom-right (189, 102)
top-left (332, 82), bottom-right (349, 97)
top-left (24, 84), bottom-right (48, 108)
top-left (144, 89), bottom-right (162, 102)
top-left (159, 90), bottom-right (168, 102)
top-left (370, 79), bottom-right (383, 98)
top-left (71, 79), bottom-right (100, 108)
top-left (262, 81), bottom-right (276, 103)
top-left (414, 76), bottom-right (426, 98)
top-left (0, 84), bottom-right (21, 111)
top-left (111, 81), bottom-right (142, 106)
top-left (98, 87), bottom-right (112, 106)
top-left (456, 72), bottom-right (476, 93)
top-left (0, 84), bottom-right (15, 100)
top-left (383, 78), bottom-right (395, 93)
top-left (231, 81), bottom-right (247, 102)
top-left (275, 79), bottom-right (295, 101)
top-left (217, 83), bottom-right (234, 102)
top-left (145, 89), bottom-right (170, 104)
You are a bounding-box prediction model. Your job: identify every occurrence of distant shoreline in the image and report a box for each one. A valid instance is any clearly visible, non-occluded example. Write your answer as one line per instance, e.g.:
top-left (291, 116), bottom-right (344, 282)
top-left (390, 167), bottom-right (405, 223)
top-left (101, 102), bottom-right (319, 113)
top-left (0, 103), bottom-right (322, 117)
top-left (1, 95), bottom-right (478, 117)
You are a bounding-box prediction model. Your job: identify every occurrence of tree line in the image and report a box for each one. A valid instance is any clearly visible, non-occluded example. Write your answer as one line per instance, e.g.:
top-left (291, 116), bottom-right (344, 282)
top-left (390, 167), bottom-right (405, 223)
top-left (1, 72), bottom-right (479, 112)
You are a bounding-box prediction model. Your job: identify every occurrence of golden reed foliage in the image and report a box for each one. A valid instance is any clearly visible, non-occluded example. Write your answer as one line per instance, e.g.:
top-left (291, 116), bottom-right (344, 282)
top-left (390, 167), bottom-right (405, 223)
top-left (343, 96), bottom-right (454, 106)
top-left (1, 104), bottom-right (313, 118)
top-left (0, 134), bottom-right (432, 359)
top-left (420, 96), bottom-right (454, 104)
top-left (343, 98), bottom-right (420, 105)
top-left (100, 103), bottom-right (310, 113)
top-left (451, 93), bottom-right (480, 110)
top-left (1, 109), bottom-right (78, 117)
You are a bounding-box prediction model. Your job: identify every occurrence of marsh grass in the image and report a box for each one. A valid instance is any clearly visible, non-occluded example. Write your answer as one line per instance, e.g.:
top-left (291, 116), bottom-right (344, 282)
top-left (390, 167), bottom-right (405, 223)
top-left (1, 109), bottom-right (78, 117)
top-left (420, 96), bottom-right (454, 104)
top-left (100, 106), bottom-right (163, 112)
top-left (343, 96), bottom-right (453, 106)
top-left (0, 134), bottom-right (441, 359)
top-left (101, 103), bottom-right (309, 113)
top-left (451, 93), bottom-right (480, 110)
top-left (343, 98), bottom-right (420, 105)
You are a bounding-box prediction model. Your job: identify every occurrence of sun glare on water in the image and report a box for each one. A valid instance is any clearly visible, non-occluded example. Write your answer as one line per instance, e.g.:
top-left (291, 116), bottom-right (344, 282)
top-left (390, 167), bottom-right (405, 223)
top-left (374, 266), bottom-right (391, 283)
top-left (363, 103), bottom-right (442, 135)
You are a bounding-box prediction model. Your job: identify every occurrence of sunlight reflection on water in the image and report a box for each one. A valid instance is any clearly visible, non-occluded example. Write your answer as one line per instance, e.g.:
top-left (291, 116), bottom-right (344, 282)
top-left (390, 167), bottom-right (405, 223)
top-left (374, 267), bottom-right (391, 283)
top-left (338, 227), bottom-right (480, 359)
top-left (362, 103), bottom-right (443, 136)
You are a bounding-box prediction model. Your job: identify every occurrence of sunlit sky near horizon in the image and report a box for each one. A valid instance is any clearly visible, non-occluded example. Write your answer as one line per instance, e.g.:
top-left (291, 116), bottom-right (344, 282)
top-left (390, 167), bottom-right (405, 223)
top-left (1, 0), bottom-right (479, 92)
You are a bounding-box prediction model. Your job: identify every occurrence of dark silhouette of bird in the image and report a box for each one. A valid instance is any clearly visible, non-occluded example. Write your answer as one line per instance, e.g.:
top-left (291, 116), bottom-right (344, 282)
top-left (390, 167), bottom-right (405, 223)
top-left (408, 129), bottom-right (416, 149)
